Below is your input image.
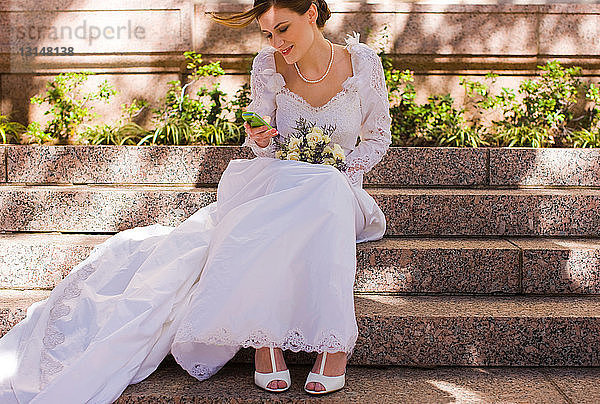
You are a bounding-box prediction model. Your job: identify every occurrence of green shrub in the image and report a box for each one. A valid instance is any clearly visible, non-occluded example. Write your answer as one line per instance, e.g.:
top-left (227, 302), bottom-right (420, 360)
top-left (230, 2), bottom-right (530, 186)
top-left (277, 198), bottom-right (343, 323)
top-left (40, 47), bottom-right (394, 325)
top-left (22, 121), bottom-right (57, 144)
top-left (6, 40), bottom-right (599, 148)
top-left (231, 82), bottom-right (252, 126)
top-left (79, 99), bottom-right (150, 145)
top-left (460, 61), bottom-right (589, 147)
top-left (0, 114), bottom-right (26, 144)
top-left (138, 51), bottom-right (243, 146)
top-left (199, 117), bottom-right (244, 145)
top-left (566, 83), bottom-right (600, 147)
top-left (567, 128), bottom-right (600, 147)
top-left (30, 72), bottom-right (117, 144)
top-left (381, 54), bottom-right (489, 147)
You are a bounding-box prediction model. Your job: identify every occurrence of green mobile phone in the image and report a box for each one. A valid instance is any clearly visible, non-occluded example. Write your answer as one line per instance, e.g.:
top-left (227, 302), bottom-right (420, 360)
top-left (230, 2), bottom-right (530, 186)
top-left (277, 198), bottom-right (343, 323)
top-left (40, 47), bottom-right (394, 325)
top-left (242, 111), bottom-right (273, 129)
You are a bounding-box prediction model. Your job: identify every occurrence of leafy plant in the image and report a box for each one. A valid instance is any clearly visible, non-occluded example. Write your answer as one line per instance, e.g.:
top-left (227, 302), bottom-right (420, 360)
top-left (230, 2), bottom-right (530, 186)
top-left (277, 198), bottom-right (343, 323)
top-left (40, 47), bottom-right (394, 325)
top-left (230, 82), bottom-right (252, 126)
top-left (138, 116), bottom-right (195, 145)
top-left (566, 83), bottom-right (600, 147)
top-left (10, 38), bottom-right (600, 148)
top-left (140, 51), bottom-right (242, 145)
top-left (381, 53), bottom-right (488, 147)
top-left (198, 117), bottom-right (244, 145)
top-left (376, 24), bottom-right (488, 148)
top-left (79, 99), bottom-right (150, 145)
top-left (460, 61), bottom-right (587, 147)
top-left (21, 122), bottom-right (55, 144)
top-left (79, 123), bottom-right (121, 145)
top-left (565, 128), bottom-right (600, 148)
top-left (30, 72), bottom-right (117, 144)
top-left (0, 114), bottom-right (26, 144)
top-left (113, 100), bottom-right (152, 144)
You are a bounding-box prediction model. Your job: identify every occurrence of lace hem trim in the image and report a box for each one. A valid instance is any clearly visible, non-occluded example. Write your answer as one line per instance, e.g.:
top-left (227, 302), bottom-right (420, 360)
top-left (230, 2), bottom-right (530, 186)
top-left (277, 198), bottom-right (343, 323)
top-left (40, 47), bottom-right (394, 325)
top-left (175, 323), bottom-right (357, 354)
top-left (173, 325), bottom-right (358, 381)
top-left (39, 242), bottom-right (109, 389)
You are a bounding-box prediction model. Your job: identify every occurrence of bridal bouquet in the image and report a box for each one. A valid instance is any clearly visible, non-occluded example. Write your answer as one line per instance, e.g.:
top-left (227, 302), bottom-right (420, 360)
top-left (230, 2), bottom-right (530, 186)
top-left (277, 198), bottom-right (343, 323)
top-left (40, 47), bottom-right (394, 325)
top-left (273, 117), bottom-right (347, 172)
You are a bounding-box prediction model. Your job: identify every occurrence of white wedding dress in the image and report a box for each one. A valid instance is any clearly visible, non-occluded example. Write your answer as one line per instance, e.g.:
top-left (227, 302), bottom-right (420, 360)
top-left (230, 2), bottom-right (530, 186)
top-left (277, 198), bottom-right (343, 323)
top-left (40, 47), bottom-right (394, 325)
top-left (0, 32), bottom-right (392, 403)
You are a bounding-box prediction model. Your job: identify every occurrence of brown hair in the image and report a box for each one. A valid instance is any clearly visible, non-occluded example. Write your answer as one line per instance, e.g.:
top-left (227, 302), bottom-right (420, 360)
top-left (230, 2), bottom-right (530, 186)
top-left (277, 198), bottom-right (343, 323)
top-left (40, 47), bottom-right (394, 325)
top-left (209, 0), bottom-right (331, 29)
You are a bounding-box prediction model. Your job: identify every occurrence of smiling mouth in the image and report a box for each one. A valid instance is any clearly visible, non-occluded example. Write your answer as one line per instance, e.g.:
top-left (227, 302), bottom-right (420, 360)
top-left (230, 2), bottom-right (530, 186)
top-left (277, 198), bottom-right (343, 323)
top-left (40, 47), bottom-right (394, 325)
top-left (281, 45), bottom-right (293, 56)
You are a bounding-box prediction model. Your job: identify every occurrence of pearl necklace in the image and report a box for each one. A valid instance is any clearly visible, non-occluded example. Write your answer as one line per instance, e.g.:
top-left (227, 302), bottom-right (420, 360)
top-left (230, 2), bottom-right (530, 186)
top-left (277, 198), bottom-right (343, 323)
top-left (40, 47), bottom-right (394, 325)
top-left (294, 39), bottom-right (334, 84)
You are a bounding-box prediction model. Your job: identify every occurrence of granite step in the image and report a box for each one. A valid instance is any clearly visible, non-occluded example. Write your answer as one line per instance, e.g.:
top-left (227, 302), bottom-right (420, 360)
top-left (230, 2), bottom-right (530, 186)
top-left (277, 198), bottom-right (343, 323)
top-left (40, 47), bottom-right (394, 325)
top-left (2, 290), bottom-right (599, 366)
top-left (4, 145), bottom-right (600, 188)
top-left (2, 233), bottom-right (600, 294)
top-left (0, 233), bottom-right (518, 294)
top-left (1, 185), bottom-right (600, 236)
top-left (0, 145), bottom-right (490, 187)
top-left (114, 358), bottom-right (600, 403)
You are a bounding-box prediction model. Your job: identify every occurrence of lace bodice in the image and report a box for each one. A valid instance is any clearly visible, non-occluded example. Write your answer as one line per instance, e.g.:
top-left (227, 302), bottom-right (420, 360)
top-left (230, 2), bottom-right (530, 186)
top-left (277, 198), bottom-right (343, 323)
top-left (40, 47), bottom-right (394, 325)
top-left (243, 32), bottom-right (392, 188)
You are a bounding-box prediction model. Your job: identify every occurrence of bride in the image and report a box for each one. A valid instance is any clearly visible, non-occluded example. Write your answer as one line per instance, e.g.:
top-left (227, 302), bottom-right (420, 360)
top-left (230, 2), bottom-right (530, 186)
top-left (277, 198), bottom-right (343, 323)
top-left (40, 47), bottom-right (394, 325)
top-left (0, 0), bottom-right (391, 401)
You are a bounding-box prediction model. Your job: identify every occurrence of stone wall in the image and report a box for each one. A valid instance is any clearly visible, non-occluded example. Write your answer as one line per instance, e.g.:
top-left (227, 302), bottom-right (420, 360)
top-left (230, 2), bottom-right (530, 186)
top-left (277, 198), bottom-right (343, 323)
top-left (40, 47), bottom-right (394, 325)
top-left (1, 0), bottom-right (600, 126)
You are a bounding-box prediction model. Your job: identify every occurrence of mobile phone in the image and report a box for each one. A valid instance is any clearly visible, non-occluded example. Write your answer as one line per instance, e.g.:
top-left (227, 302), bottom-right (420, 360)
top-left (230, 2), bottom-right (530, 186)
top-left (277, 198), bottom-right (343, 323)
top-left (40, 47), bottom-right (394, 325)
top-left (242, 111), bottom-right (273, 129)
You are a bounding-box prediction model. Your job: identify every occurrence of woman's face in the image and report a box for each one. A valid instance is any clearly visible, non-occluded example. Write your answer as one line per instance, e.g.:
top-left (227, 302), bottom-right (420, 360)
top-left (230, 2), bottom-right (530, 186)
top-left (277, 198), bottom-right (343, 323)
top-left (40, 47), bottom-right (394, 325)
top-left (257, 4), bottom-right (318, 64)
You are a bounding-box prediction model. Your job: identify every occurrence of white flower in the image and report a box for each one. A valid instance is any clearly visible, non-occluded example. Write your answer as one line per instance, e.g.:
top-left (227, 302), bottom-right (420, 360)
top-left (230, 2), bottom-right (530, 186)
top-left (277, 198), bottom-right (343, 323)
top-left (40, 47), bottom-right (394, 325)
top-left (323, 145), bottom-right (334, 155)
top-left (288, 136), bottom-right (301, 150)
top-left (322, 157), bottom-right (336, 166)
top-left (310, 126), bottom-right (324, 136)
top-left (333, 143), bottom-right (345, 160)
top-left (307, 127), bottom-right (324, 143)
top-left (287, 151), bottom-right (300, 161)
top-left (275, 150), bottom-right (283, 159)
top-left (322, 134), bottom-right (331, 144)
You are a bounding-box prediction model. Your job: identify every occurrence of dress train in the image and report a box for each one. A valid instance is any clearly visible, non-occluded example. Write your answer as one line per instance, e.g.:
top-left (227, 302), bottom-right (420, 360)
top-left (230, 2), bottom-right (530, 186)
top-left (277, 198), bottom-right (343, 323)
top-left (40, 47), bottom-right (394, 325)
top-left (0, 156), bottom-right (385, 403)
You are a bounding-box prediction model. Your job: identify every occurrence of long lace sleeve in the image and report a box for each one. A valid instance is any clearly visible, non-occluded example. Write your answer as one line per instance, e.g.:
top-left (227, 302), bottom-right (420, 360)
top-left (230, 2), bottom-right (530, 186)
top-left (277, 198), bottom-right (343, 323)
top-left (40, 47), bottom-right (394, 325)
top-left (343, 43), bottom-right (392, 187)
top-left (243, 47), bottom-right (285, 158)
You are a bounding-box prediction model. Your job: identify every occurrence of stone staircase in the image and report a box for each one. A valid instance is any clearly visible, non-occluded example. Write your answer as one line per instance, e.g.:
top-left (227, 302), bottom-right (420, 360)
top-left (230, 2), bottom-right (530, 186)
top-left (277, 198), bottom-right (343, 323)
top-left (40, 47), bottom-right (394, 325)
top-left (1, 145), bottom-right (600, 402)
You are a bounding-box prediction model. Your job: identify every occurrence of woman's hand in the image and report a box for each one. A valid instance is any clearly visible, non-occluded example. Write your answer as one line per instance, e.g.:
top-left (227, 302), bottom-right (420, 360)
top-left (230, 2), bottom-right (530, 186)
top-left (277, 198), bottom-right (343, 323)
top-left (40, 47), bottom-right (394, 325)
top-left (243, 116), bottom-right (278, 148)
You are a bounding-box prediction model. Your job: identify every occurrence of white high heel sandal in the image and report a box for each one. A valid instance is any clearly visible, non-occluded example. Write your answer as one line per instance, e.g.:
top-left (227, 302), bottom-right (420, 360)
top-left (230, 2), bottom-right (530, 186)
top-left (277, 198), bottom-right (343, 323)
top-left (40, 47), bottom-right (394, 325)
top-left (304, 351), bottom-right (346, 395)
top-left (254, 347), bottom-right (291, 392)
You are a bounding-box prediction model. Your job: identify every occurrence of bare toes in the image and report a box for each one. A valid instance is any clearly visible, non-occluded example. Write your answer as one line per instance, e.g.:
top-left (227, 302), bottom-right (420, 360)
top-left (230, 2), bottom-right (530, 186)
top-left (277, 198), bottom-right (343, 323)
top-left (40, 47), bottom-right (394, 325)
top-left (306, 381), bottom-right (325, 392)
top-left (267, 379), bottom-right (286, 389)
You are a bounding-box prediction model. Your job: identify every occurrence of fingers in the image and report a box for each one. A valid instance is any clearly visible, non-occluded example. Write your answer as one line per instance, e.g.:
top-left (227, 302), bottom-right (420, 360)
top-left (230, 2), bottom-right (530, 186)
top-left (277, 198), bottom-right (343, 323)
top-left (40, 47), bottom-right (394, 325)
top-left (244, 123), bottom-right (272, 135)
top-left (244, 121), bottom-right (268, 135)
top-left (244, 123), bottom-right (278, 144)
top-left (253, 127), bottom-right (278, 145)
top-left (264, 127), bottom-right (278, 137)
